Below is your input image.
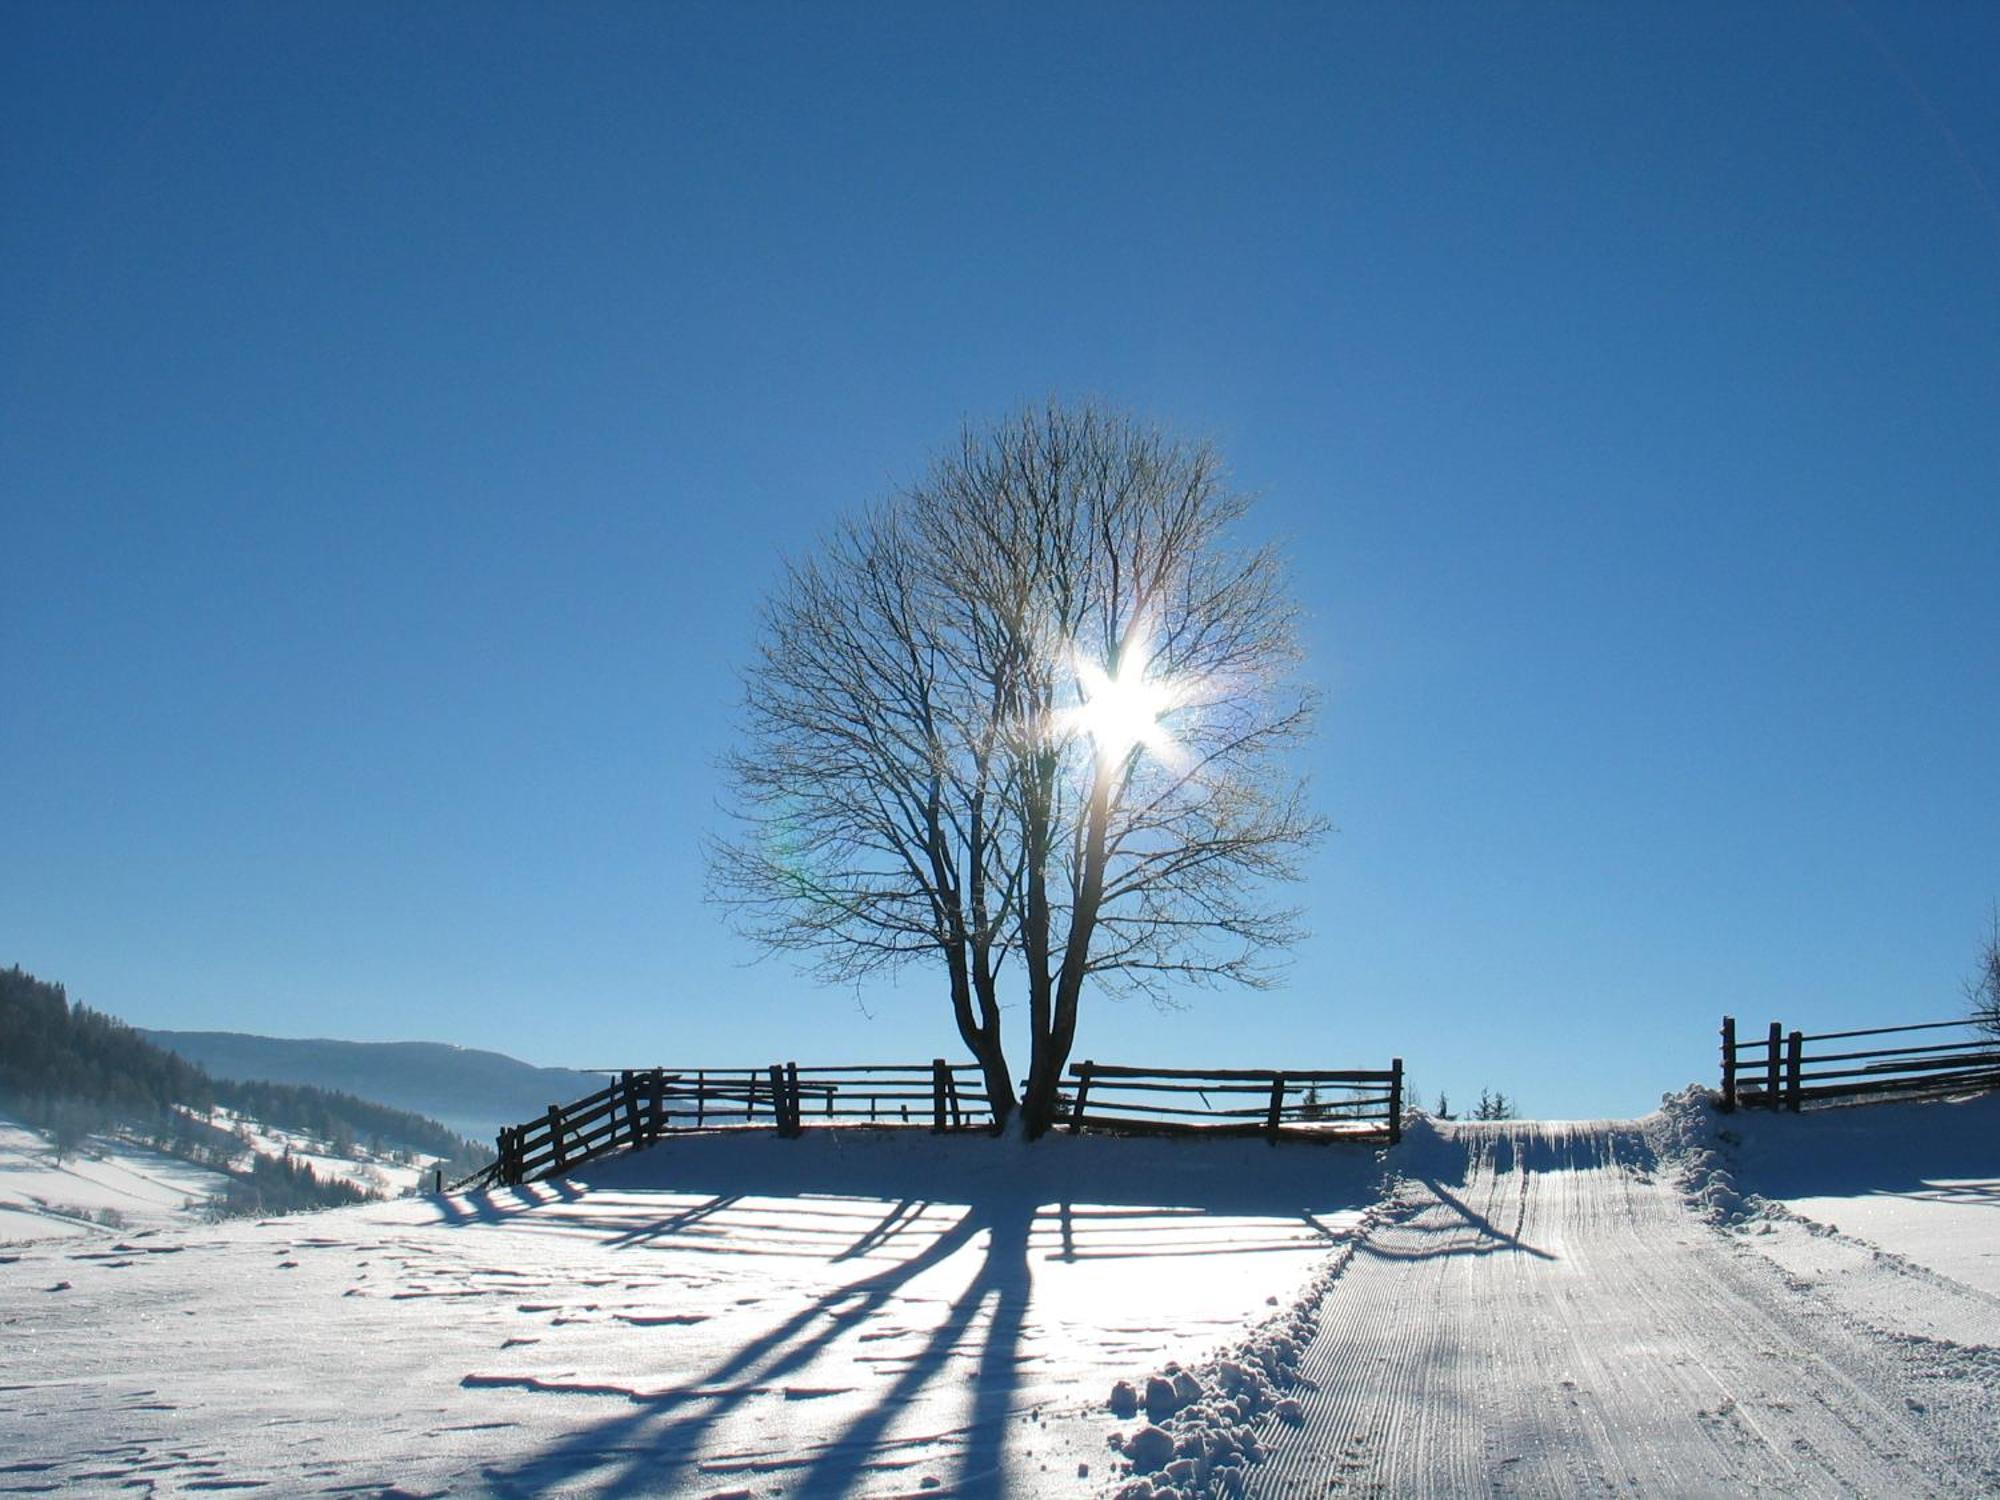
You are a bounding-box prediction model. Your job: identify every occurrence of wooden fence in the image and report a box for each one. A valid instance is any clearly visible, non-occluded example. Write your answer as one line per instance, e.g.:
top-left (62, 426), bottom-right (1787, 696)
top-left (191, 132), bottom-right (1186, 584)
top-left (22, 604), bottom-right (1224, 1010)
top-left (456, 1061), bottom-right (995, 1189)
top-left (1057, 1060), bottom-right (1403, 1144)
top-left (450, 1054), bottom-right (1404, 1192)
top-left (1720, 1015), bottom-right (2000, 1113)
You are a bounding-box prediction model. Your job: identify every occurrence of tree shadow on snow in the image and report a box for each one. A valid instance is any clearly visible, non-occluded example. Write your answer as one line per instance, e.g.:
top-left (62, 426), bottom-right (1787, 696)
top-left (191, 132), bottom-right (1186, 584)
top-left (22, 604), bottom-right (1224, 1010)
top-left (449, 1129), bottom-right (1387, 1497)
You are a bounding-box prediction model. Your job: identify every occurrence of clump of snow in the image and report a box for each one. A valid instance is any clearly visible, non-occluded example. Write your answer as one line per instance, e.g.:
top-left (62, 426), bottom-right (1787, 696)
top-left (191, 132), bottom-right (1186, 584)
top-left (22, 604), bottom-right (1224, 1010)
top-left (1646, 1084), bottom-right (1755, 1223)
top-left (1103, 1196), bottom-right (1388, 1497)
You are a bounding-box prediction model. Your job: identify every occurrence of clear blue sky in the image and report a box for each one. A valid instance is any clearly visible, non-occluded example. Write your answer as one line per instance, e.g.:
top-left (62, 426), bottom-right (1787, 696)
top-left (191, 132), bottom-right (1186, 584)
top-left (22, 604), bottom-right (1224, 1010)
top-left (5, 2), bottom-right (1996, 1119)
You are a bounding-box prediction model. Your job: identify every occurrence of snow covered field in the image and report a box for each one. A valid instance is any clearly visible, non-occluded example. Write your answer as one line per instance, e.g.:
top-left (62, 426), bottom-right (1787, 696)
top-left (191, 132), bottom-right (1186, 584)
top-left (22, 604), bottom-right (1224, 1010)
top-left (2, 1092), bottom-right (1995, 1497)
top-left (1709, 1091), bottom-right (2000, 1303)
top-left (0, 1107), bottom-right (439, 1249)
top-left (202, 1106), bottom-right (441, 1199)
top-left (0, 1127), bottom-right (1382, 1496)
top-left (0, 1118), bottom-right (232, 1243)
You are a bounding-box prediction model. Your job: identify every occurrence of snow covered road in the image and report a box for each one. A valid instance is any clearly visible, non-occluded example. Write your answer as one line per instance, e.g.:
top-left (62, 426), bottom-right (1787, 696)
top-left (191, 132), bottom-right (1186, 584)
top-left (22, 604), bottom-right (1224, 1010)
top-left (1248, 1119), bottom-right (2000, 1498)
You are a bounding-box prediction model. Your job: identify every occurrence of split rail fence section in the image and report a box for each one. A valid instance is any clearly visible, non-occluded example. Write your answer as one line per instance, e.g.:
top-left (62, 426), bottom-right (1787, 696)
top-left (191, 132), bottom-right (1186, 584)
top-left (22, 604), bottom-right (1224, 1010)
top-left (1720, 1015), bottom-right (2000, 1113)
top-left (466, 1061), bottom-right (994, 1189)
top-left (454, 1052), bottom-right (1408, 1190)
top-left (1057, 1060), bottom-right (1403, 1144)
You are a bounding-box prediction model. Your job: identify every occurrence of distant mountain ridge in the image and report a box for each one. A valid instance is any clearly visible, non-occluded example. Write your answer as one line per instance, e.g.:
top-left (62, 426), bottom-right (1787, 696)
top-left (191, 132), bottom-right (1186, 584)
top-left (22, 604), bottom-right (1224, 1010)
top-left (143, 1030), bottom-right (609, 1143)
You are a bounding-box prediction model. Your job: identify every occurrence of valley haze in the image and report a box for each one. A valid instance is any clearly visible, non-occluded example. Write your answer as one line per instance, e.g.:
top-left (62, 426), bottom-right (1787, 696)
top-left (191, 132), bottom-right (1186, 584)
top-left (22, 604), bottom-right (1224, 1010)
top-left (142, 1030), bottom-right (610, 1143)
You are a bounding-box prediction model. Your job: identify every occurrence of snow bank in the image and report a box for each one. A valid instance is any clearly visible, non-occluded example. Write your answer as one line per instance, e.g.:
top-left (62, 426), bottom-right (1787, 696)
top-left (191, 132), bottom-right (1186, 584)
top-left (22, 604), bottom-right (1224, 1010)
top-left (1101, 1201), bottom-right (1385, 1500)
top-left (1650, 1084), bottom-right (2000, 1347)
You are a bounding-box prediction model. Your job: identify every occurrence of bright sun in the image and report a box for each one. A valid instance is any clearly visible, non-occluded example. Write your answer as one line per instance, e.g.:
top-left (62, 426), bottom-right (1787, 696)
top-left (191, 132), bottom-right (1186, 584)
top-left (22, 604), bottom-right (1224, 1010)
top-left (1069, 632), bottom-right (1180, 765)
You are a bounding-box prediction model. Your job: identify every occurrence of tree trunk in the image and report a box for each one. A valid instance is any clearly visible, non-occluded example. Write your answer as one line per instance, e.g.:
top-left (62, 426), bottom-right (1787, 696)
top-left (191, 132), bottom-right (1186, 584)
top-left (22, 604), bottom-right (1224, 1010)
top-left (942, 933), bottom-right (1013, 1130)
top-left (1022, 757), bottom-right (1114, 1137)
top-left (968, 942), bottom-right (1014, 1130)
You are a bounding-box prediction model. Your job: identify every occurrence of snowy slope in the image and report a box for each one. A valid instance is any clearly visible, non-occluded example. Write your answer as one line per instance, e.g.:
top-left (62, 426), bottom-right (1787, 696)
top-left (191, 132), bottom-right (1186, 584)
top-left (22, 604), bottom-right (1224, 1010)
top-left (0, 1116), bottom-right (234, 1243)
top-left (1712, 1090), bottom-right (2000, 1299)
top-left (0, 1107), bottom-right (440, 1249)
top-left (200, 1106), bottom-right (441, 1198)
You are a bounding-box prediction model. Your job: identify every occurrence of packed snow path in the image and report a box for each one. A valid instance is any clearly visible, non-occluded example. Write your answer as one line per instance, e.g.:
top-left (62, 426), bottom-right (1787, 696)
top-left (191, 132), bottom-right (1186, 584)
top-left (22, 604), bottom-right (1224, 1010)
top-left (1248, 1120), bottom-right (2000, 1498)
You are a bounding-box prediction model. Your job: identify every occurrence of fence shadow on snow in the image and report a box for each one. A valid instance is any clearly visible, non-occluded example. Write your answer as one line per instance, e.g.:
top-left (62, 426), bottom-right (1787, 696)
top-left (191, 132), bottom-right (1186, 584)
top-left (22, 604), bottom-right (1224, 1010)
top-left (440, 1129), bottom-right (1390, 1498)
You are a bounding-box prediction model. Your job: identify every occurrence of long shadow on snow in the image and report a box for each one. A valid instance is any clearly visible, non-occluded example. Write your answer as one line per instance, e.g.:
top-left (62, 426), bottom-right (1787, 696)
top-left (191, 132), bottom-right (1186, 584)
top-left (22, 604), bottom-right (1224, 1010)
top-left (456, 1128), bottom-right (1387, 1497)
top-left (1351, 1121), bottom-right (1654, 1266)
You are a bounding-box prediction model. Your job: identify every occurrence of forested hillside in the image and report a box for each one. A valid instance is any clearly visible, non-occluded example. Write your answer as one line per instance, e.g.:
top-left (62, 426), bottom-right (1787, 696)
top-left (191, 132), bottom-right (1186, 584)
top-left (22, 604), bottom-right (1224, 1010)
top-left (144, 1029), bottom-right (608, 1140)
top-left (0, 964), bottom-right (486, 1185)
top-left (1, 966), bottom-right (213, 1122)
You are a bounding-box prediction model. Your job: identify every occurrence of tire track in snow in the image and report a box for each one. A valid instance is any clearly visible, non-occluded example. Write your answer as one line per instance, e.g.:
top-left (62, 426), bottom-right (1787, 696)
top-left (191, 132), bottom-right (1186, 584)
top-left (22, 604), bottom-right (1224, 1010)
top-left (1248, 1121), bottom-right (2000, 1498)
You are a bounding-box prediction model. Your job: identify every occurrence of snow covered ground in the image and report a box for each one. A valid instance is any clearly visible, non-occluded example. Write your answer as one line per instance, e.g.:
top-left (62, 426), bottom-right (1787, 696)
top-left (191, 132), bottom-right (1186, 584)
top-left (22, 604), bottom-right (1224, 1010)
top-left (200, 1105), bottom-right (442, 1198)
top-left (1243, 1101), bottom-right (2000, 1499)
top-left (2, 1093), bottom-right (1995, 1497)
top-left (0, 1117), bottom-right (233, 1243)
top-left (0, 1126), bottom-right (1383, 1496)
top-left (1667, 1088), bottom-right (2000, 1354)
top-left (0, 1106), bottom-right (441, 1250)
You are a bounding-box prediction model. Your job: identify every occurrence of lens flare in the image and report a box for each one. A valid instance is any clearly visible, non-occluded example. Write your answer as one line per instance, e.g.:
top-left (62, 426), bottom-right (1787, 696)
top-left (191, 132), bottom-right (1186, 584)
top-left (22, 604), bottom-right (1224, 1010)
top-left (1067, 629), bottom-right (1182, 766)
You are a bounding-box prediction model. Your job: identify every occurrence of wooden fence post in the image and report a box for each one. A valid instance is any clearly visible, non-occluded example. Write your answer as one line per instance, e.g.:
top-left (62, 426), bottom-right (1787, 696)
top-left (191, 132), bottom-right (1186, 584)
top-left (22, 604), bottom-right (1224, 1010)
top-left (618, 1071), bottom-right (638, 1149)
top-left (768, 1065), bottom-right (787, 1135)
top-left (1720, 1016), bottom-right (1737, 1112)
top-left (1265, 1074), bottom-right (1286, 1143)
top-left (1786, 1030), bottom-right (1803, 1113)
top-left (785, 1062), bottom-right (800, 1135)
top-left (1389, 1057), bottom-right (1404, 1145)
top-left (649, 1068), bottom-right (665, 1143)
top-left (695, 1069), bottom-right (706, 1130)
top-left (547, 1104), bottom-right (566, 1175)
top-left (932, 1059), bottom-right (948, 1133)
top-left (1069, 1062), bottom-right (1093, 1134)
top-left (1766, 1022), bottom-right (1783, 1109)
top-left (746, 1069), bottom-right (758, 1123)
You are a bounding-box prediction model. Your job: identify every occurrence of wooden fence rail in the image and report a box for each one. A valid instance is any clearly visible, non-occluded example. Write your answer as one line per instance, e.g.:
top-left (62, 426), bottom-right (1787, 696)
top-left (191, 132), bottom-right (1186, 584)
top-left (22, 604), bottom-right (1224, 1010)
top-left (1719, 1015), bottom-right (2000, 1113)
top-left (450, 1054), bottom-right (1405, 1191)
top-left (1058, 1060), bottom-right (1403, 1144)
top-left (453, 1060), bottom-right (995, 1190)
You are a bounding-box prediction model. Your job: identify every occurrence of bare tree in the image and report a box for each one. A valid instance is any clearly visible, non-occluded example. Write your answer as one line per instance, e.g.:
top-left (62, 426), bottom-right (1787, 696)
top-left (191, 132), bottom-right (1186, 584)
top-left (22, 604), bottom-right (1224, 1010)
top-left (712, 402), bottom-right (1323, 1135)
top-left (1968, 906), bottom-right (2000, 1038)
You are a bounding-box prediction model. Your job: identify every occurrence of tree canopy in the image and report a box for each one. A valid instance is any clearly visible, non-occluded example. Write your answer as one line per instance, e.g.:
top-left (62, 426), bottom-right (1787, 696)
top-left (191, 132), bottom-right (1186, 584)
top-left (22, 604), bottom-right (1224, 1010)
top-left (713, 402), bottom-right (1322, 1134)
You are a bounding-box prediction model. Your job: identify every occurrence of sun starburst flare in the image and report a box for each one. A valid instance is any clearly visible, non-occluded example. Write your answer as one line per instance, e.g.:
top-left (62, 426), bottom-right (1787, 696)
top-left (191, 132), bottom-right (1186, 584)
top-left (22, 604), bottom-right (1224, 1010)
top-left (1065, 629), bottom-right (1188, 768)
